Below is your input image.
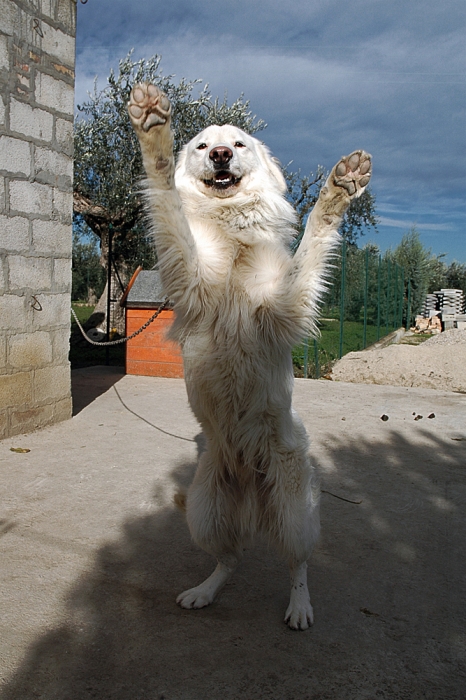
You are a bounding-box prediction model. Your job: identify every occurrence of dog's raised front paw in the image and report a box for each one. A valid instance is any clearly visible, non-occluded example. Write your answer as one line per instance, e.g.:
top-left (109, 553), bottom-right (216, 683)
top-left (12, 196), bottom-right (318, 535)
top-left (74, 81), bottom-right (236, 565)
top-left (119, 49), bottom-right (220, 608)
top-left (332, 150), bottom-right (372, 197)
top-left (128, 83), bottom-right (171, 133)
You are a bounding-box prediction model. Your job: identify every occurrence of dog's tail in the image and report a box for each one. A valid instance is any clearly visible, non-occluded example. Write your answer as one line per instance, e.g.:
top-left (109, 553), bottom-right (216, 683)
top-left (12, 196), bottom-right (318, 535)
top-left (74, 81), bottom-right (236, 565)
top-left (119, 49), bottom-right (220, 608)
top-left (174, 491), bottom-right (187, 512)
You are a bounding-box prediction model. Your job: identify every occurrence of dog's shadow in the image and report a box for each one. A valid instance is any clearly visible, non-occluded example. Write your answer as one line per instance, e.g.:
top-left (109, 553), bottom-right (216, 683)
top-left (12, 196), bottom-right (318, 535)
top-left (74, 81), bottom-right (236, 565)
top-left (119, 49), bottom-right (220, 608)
top-left (0, 430), bottom-right (463, 700)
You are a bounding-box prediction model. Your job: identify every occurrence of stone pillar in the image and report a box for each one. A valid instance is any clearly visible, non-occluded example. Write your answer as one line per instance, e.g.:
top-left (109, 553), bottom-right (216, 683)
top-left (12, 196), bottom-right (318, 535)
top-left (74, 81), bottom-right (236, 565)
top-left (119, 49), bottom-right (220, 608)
top-left (0, 0), bottom-right (76, 438)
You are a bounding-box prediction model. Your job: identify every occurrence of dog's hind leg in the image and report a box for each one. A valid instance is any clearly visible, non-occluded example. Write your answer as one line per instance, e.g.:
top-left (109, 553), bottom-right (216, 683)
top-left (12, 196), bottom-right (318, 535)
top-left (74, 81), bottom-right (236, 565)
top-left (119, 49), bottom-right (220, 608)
top-left (176, 451), bottom-right (244, 609)
top-left (266, 451), bottom-right (320, 630)
top-left (176, 552), bottom-right (239, 609)
top-left (284, 561), bottom-right (314, 630)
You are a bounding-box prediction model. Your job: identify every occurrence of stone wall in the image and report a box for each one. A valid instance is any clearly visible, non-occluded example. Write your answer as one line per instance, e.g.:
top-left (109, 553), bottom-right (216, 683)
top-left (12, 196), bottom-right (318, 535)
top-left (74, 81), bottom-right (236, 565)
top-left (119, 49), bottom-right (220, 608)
top-left (0, 0), bottom-right (76, 438)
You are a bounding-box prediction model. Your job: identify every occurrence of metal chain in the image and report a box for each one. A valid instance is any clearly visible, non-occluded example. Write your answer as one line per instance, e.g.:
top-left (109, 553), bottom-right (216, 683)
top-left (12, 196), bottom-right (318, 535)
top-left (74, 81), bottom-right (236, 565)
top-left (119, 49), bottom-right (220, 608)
top-left (71, 297), bottom-right (170, 347)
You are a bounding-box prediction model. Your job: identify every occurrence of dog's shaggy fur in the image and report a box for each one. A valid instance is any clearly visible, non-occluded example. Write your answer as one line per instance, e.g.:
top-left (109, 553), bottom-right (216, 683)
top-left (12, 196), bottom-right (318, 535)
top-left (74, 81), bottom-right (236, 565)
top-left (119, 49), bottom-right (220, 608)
top-left (128, 83), bottom-right (372, 629)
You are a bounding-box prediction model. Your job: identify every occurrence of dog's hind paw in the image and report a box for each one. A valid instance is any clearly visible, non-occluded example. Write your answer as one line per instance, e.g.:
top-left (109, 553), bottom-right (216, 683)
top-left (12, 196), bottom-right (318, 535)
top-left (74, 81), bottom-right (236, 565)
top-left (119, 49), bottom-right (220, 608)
top-left (176, 585), bottom-right (215, 609)
top-left (332, 150), bottom-right (372, 198)
top-left (284, 599), bottom-right (314, 630)
top-left (128, 83), bottom-right (171, 133)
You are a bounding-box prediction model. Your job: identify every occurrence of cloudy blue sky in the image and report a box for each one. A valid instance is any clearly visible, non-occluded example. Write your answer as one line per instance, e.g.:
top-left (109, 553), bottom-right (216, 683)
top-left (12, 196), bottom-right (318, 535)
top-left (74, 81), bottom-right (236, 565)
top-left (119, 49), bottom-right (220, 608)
top-left (75, 0), bottom-right (465, 262)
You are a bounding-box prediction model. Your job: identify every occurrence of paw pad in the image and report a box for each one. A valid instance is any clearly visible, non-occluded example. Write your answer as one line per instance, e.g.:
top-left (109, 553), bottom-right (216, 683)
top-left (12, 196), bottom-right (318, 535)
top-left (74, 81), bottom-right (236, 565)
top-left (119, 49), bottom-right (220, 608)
top-left (333, 150), bottom-right (372, 197)
top-left (128, 83), bottom-right (171, 132)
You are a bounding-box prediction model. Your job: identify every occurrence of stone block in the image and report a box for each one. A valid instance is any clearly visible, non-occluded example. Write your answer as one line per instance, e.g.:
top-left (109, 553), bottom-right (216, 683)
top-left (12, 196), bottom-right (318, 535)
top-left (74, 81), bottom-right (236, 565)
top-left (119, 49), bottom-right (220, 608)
top-left (8, 331), bottom-right (53, 369)
top-left (32, 218), bottom-right (71, 255)
top-left (9, 254), bottom-right (52, 291)
top-left (0, 136), bottom-right (31, 176)
top-left (52, 187), bottom-right (72, 223)
top-left (31, 292), bottom-right (70, 329)
top-left (0, 175), bottom-right (5, 212)
top-left (57, 0), bottom-right (77, 34)
top-left (0, 33), bottom-right (9, 70)
top-left (42, 24), bottom-right (75, 66)
top-left (0, 334), bottom-right (6, 366)
top-left (0, 95), bottom-right (5, 128)
top-left (10, 99), bottom-right (53, 142)
top-left (9, 180), bottom-right (53, 214)
top-left (0, 215), bottom-right (30, 253)
top-left (53, 395), bottom-right (72, 423)
top-left (33, 364), bottom-right (70, 403)
top-left (0, 0), bottom-right (16, 37)
top-left (40, 0), bottom-right (54, 20)
top-left (10, 403), bottom-right (54, 434)
top-left (0, 410), bottom-right (8, 439)
top-left (34, 145), bottom-right (72, 187)
top-left (0, 370), bottom-right (32, 408)
top-left (0, 256), bottom-right (5, 292)
top-left (54, 117), bottom-right (73, 155)
top-left (35, 72), bottom-right (74, 115)
top-left (0, 294), bottom-right (28, 331)
top-left (51, 327), bottom-right (71, 363)
top-left (52, 256), bottom-right (72, 291)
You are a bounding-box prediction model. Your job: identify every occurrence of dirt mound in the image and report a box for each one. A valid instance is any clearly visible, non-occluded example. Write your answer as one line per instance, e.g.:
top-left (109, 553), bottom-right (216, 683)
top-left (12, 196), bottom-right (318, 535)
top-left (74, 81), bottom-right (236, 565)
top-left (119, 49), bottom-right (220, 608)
top-left (331, 329), bottom-right (466, 392)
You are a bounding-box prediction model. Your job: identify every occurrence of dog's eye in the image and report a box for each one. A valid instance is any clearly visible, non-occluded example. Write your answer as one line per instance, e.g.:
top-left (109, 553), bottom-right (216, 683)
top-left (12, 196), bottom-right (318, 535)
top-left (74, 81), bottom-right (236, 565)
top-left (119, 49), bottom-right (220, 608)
top-left (196, 143), bottom-right (207, 150)
top-left (234, 141), bottom-right (246, 148)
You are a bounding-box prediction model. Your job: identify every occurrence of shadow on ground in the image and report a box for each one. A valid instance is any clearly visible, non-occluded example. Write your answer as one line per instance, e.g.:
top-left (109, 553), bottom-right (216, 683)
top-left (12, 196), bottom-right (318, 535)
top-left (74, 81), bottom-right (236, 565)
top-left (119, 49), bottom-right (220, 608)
top-left (71, 366), bottom-right (125, 416)
top-left (1, 430), bottom-right (465, 700)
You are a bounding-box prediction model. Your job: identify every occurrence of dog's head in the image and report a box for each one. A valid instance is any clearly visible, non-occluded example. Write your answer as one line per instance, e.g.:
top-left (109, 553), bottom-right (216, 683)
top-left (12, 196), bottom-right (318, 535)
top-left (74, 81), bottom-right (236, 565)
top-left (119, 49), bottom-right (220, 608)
top-left (175, 125), bottom-right (287, 201)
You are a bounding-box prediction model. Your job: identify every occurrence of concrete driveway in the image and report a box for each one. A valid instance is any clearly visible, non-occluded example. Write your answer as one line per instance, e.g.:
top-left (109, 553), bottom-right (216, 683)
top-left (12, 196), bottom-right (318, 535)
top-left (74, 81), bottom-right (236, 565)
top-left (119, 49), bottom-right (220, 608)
top-left (1, 367), bottom-right (465, 699)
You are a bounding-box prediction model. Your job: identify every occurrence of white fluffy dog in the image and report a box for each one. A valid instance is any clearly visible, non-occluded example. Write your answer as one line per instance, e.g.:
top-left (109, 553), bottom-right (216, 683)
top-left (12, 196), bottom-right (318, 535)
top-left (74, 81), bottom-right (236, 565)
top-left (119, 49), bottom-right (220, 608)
top-left (128, 83), bottom-right (371, 629)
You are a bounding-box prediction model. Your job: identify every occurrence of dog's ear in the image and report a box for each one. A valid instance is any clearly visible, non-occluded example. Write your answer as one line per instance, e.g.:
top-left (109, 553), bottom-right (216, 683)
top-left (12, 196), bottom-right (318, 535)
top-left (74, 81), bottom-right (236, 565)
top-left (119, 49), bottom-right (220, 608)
top-left (255, 142), bottom-right (287, 193)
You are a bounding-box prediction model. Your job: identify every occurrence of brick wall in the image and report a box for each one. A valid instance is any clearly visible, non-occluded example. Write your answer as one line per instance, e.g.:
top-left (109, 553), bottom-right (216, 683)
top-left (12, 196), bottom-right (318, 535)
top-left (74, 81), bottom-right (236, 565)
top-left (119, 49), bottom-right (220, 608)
top-left (0, 0), bottom-right (76, 438)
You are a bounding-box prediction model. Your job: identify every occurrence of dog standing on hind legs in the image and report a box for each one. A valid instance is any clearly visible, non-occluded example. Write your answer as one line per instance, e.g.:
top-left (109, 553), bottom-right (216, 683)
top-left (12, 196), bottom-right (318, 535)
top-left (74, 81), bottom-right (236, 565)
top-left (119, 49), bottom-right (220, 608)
top-left (128, 83), bottom-right (372, 630)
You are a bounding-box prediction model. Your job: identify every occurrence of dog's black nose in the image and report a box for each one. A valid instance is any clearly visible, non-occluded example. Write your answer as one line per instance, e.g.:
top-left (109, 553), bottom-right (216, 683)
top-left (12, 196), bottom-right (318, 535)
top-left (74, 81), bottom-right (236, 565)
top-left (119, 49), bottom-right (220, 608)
top-left (209, 146), bottom-right (233, 166)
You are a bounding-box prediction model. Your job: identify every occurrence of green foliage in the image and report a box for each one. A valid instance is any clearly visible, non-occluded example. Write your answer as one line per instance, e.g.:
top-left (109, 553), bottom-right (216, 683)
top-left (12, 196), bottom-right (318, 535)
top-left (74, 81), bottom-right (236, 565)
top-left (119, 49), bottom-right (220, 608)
top-left (72, 232), bottom-right (105, 302)
top-left (292, 319), bottom-right (381, 377)
top-left (388, 227), bottom-right (431, 325)
top-left (427, 259), bottom-right (466, 297)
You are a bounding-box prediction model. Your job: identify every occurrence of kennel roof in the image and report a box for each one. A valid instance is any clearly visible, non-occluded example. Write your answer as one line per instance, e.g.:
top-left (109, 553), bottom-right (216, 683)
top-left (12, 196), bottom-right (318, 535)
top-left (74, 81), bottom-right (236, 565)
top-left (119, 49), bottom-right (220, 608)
top-left (125, 269), bottom-right (173, 308)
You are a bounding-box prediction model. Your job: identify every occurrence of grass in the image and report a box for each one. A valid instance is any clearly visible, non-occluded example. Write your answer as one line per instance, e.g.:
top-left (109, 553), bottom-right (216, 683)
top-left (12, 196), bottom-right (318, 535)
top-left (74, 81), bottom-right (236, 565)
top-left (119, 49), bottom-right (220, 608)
top-left (399, 333), bottom-right (433, 346)
top-left (292, 318), bottom-right (394, 378)
top-left (70, 303), bottom-right (125, 369)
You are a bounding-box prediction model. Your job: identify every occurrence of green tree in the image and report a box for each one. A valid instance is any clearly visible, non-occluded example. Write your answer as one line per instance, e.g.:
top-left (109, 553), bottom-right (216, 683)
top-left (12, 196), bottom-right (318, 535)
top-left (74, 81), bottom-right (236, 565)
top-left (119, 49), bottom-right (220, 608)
top-left (444, 261), bottom-right (466, 297)
top-left (72, 231), bottom-right (105, 303)
top-left (391, 227), bottom-right (434, 326)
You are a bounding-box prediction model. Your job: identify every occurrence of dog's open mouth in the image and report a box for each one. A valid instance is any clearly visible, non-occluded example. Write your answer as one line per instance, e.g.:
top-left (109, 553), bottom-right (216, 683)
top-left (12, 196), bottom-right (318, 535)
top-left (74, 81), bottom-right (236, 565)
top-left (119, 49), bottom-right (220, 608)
top-left (203, 171), bottom-right (241, 190)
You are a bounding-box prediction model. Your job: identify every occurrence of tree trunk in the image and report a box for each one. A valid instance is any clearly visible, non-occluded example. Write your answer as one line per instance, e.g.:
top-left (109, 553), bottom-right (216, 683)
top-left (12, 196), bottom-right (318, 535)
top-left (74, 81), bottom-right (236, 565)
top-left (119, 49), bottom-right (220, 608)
top-left (73, 192), bottom-right (134, 336)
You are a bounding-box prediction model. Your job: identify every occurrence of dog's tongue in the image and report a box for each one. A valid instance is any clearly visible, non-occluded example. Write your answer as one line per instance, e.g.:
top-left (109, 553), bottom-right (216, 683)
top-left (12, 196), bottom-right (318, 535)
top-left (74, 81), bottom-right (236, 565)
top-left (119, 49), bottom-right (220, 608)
top-left (215, 171), bottom-right (231, 181)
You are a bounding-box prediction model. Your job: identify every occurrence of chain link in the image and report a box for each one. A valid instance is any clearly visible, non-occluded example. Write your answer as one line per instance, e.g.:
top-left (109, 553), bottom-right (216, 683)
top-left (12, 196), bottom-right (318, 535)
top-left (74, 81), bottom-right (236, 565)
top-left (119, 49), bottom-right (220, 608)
top-left (71, 297), bottom-right (170, 347)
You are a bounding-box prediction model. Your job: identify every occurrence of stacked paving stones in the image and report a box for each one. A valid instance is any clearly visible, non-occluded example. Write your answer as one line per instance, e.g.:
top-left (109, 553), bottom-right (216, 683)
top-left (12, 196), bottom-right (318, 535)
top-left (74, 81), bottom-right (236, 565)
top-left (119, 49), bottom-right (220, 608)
top-left (436, 289), bottom-right (465, 315)
top-left (422, 293), bottom-right (440, 318)
top-left (0, 0), bottom-right (76, 438)
top-left (421, 289), bottom-right (466, 330)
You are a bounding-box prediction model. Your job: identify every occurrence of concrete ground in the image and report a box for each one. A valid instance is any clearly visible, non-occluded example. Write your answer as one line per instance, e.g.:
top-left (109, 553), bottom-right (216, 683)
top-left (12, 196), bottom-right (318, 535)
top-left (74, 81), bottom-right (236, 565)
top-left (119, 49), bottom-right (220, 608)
top-left (0, 367), bottom-right (465, 700)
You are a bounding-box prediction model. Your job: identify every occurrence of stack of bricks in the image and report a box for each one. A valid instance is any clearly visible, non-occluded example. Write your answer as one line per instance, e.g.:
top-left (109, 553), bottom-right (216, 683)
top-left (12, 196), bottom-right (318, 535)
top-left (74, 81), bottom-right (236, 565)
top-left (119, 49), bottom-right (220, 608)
top-left (0, 0), bottom-right (76, 438)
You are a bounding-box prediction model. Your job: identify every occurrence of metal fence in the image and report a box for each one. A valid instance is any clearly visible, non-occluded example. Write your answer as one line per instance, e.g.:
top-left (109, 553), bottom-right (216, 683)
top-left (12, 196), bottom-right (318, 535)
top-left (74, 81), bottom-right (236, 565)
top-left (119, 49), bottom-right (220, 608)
top-left (295, 241), bottom-right (410, 378)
